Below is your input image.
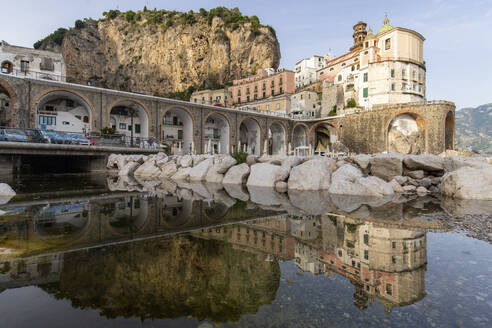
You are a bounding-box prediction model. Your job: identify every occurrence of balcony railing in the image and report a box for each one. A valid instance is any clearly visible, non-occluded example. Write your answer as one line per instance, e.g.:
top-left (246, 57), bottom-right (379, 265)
top-left (1, 68), bottom-right (66, 82)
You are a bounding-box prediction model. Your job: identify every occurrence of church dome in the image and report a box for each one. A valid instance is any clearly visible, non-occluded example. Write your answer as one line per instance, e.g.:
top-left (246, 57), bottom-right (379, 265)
top-left (365, 28), bottom-right (376, 40)
top-left (377, 15), bottom-right (394, 35)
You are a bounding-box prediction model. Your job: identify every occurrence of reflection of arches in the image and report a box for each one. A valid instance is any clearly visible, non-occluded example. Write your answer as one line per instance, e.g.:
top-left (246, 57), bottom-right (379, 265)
top-left (203, 112), bottom-right (231, 154)
top-left (159, 197), bottom-right (194, 228)
top-left (0, 79), bottom-right (17, 127)
top-left (34, 202), bottom-right (91, 245)
top-left (268, 121), bottom-right (286, 155)
top-left (32, 88), bottom-right (95, 130)
top-left (204, 202), bottom-right (229, 221)
top-left (444, 111), bottom-right (454, 150)
top-left (1, 61), bottom-right (13, 74)
top-left (34, 89), bottom-right (94, 132)
top-left (161, 106), bottom-right (196, 154)
top-left (108, 98), bottom-right (151, 138)
top-left (309, 122), bottom-right (338, 154)
top-left (386, 111), bottom-right (428, 154)
top-left (238, 116), bottom-right (262, 155)
top-left (106, 197), bottom-right (149, 236)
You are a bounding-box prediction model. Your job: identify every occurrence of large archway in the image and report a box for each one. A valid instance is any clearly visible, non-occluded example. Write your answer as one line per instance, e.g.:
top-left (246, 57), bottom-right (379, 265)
top-left (35, 90), bottom-right (92, 133)
top-left (313, 123), bottom-right (337, 155)
top-left (109, 100), bottom-right (149, 139)
top-left (268, 122), bottom-right (286, 155)
top-left (387, 112), bottom-right (426, 154)
top-left (292, 124), bottom-right (308, 149)
top-left (161, 107), bottom-right (194, 155)
top-left (445, 111), bottom-right (454, 150)
top-left (204, 112), bottom-right (230, 154)
top-left (0, 84), bottom-right (12, 126)
top-left (239, 117), bottom-right (261, 155)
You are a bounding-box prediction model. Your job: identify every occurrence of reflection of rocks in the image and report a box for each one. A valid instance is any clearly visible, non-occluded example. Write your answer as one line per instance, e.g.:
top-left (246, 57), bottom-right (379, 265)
top-left (288, 190), bottom-right (333, 215)
top-left (45, 236), bottom-right (280, 322)
top-left (223, 184), bottom-right (249, 202)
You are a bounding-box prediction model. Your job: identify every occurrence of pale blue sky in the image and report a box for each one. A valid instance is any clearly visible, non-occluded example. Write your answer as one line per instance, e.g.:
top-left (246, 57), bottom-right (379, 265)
top-left (2, 0), bottom-right (491, 109)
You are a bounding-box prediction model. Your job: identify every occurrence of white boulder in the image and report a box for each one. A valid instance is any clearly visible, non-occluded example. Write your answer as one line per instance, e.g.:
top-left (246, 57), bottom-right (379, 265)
top-left (189, 158), bottom-right (214, 181)
top-left (159, 161), bottom-right (177, 179)
top-left (370, 153), bottom-right (403, 182)
top-left (180, 155), bottom-right (193, 168)
top-left (246, 163), bottom-right (290, 188)
top-left (0, 183), bottom-right (16, 196)
top-left (403, 154), bottom-right (444, 172)
top-left (223, 163), bottom-right (250, 185)
top-left (441, 166), bottom-right (492, 200)
top-left (171, 167), bottom-right (192, 181)
top-left (133, 159), bottom-right (161, 178)
top-left (288, 159), bottom-right (332, 190)
top-left (214, 155), bottom-right (237, 174)
top-left (119, 161), bottom-right (140, 176)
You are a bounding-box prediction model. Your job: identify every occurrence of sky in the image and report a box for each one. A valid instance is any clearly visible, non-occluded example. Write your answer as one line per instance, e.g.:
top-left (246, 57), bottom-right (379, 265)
top-left (1, 0), bottom-right (491, 109)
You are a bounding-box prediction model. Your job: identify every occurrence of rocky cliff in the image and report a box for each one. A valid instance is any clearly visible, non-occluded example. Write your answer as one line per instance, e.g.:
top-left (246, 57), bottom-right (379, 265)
top-left (456, 103), bottom-right (492, 155)
top-left (35, 7), bottom-right (281, 99)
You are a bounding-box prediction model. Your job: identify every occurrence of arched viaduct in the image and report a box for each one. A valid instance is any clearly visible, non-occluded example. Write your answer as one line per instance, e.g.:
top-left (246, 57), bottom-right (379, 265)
top-left (0, 74), bottom-right (455, 155)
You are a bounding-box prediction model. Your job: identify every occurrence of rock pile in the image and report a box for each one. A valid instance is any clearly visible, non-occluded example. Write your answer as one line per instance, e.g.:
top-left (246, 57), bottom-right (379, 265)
top-left (107, 152), bottom-right (492, 200)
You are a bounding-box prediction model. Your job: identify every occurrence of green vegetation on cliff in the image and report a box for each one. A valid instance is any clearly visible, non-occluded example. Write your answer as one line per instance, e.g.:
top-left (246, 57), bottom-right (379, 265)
top-left (456, 103), bottom-right (492, 155)
top-left (32, 7), bottom-right (280, 100)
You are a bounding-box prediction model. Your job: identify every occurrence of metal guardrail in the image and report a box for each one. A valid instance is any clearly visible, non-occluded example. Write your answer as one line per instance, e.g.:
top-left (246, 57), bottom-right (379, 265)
top-left (0, 126), bottom-right (161, 149)
top-left (1, 69), bottom-right (65, 82)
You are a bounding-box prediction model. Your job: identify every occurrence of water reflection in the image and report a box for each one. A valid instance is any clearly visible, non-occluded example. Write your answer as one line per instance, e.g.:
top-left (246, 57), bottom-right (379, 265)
top-left (0, 179), bottom-right (491, 326)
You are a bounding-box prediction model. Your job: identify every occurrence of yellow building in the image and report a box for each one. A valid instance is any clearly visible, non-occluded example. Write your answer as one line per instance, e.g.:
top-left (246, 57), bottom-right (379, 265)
top-left (190, 89), bottom-right (232, 107)
top-left (239, 93), bottom-right (292, 114)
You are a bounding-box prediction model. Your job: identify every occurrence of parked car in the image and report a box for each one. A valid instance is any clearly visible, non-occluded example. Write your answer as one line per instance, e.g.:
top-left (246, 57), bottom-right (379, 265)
top-left (0, 128), bottom-right (28, 142)
top-left (62, 134), bottom-right (81, 145)
top-left (44, 131), bottom-right (66, 144)
top-left (71, 134), bottom-right (91, 146)
top-left (25, 129), bottom-right (51, 143)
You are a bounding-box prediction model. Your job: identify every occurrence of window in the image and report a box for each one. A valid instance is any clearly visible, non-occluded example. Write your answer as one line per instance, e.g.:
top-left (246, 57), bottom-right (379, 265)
top-left (271, 90), bottom-right (274, 96)
top-left (386, 283), bottom-right (393, 295)
top-left (20, 60), bottom-right (29, 73)
top-left (1, 61), bottom-right (13, 74)
top-left (337, 75), bottom-right (342, 82)
top-left (39, 115), bottom-right (56, 126)
top-left (391, 69), bottom-right (395, 78)
top-left (254, 94), bottom-right (257, 100)
top-left (62, 121), bottom-right (70, 125)
top-left (402, 69), bottom-right (406, 78)
top-left (402, 83), bottom-right (407, 91)
top-left (254, 85), bottom-right (258, 92)
top-left (329, 67), bottom-right (334, 71)
top-left (262, 92), bottom-right (266, 98)
top-left (271, 80), bottom-right (274, 87)
top-left (392, 255), bottom-right (396, 264)
top-left (266, 104), bottom-right (270, 110)
top-left (280, 87), bottom-right (283, 94)
top-left (412, 71), bottom-right (416, 79)
top-left (246, 88), bottom-right (250, 95)
top-left (119, 123), bottom-right (126, 130)
top-left (363, 73), bottom-right (368, 82)
top-left (279, 77), bottom-right (283, 85)
top-left (194, 98), bottom-right (197, 103)
top-left (135, 124), bottom-right (141, 133)
top-left (391, 83), bottom-right (395, 91)
top-left (365, 41), bottom-right (369, 48)
top-left (364, 250), bottom-right (369, 260)
top-left (128, 125), bottom-right (132, 131)
top-left (363, 88), bottom-right (368, 98)
top-left (385, 38), bottom-right (391, 50)
top-left (238, 97), bottom-right (241, 103)
top-left (364, 234), bottom-right (369, 245)
top-left (216, 96), bottom-right (221, 101)
top-left (237, 90), bottom-right (241, 96)
top-left (247, 95), bottom-right (250, 102)
top-left (178, 130), bottom-right (183, 140)
top-left (276, 103), bottom-right (280, 109)
top-left (262, 83), bottom-right (266, 90)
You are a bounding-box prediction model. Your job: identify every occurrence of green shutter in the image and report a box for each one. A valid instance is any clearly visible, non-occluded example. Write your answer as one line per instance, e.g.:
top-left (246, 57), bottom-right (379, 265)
top-left (363, 88), bottom-right (368, 98)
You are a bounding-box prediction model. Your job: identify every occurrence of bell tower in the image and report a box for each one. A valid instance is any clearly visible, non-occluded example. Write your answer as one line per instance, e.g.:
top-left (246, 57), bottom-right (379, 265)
top-left (350, 21), bottom-right (368, 51)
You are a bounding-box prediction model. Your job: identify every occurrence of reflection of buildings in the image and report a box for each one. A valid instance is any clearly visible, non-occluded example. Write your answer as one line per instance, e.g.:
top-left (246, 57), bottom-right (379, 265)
top-left (319, 215), bottom-right (427, 312)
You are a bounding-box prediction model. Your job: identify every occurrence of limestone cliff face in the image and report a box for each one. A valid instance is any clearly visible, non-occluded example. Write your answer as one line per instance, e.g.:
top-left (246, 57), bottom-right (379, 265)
top-left (38, 11), bottom-right (281, 97)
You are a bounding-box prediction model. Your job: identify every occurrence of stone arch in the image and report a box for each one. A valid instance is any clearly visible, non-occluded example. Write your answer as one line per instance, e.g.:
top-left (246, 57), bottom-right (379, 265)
top-left (159, 198), bottom-right (194, 228)
top-left (32, 88), bottom-right (95, 132)
top-left (33, 202), bottom-right (91, 246)
top-left (238, 116), bottom-right (263, 155)
top-left (203, 111), bottom-right (232, 154)
top-left (444, 110), bottom-right (455, 151)
top-left (308, 121), bottom-right (339, 154)
top-left (385, 110), bottom-right (428, 154)
top-left (267, 120), bottom-right (287, 155)
top-left (105, 197), bottom-right (149, 237)
top-left (204, 201), bottom-right (230, 221)
top-left (0, 79), bottom-right (18, 127)
top-left (108, 98), bottom-right (152, 138)
top-left (161, 105), bottom-right (197, 155)
top-left (292, 123), bottom-right (309, 150)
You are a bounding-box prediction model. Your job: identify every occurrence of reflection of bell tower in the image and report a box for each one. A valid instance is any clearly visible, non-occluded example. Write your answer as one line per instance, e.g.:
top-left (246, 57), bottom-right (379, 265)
top-left (350, 21), bottom-right (368, 51)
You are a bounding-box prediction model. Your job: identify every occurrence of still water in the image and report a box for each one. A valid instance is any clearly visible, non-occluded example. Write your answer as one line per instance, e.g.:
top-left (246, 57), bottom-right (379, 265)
top-left (0, 174), bottom-right (491, 327)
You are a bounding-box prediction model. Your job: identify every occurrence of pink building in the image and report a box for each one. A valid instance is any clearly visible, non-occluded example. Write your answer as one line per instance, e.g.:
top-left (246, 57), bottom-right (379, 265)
top-left (229, 68), bottom-right (295, 106)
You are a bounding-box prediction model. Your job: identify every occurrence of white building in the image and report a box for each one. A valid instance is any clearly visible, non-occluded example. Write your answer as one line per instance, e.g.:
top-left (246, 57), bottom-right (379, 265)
top-left (290, 90), bottom-right (321, 117)
top-left (37, 98), bottom-right (91, 134)
top-left (0, 41), bottom-right (65, 82)
top-left (294, 55), bottom-right (325, 89)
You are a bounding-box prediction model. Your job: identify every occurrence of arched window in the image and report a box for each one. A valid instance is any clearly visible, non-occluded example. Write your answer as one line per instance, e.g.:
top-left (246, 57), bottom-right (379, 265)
top-left (83, 116), bottom-right (89, 123)
top-left (1, 61), bottom-right (13, 74)
top-left (338, 75), bottom-right (342, 82)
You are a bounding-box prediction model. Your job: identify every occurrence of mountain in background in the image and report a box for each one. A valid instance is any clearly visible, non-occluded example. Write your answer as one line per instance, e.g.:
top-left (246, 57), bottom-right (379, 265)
top-left (455, 103), bottom-right (492, 155)
top-left (34, 7), bottom-right (281, 100)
